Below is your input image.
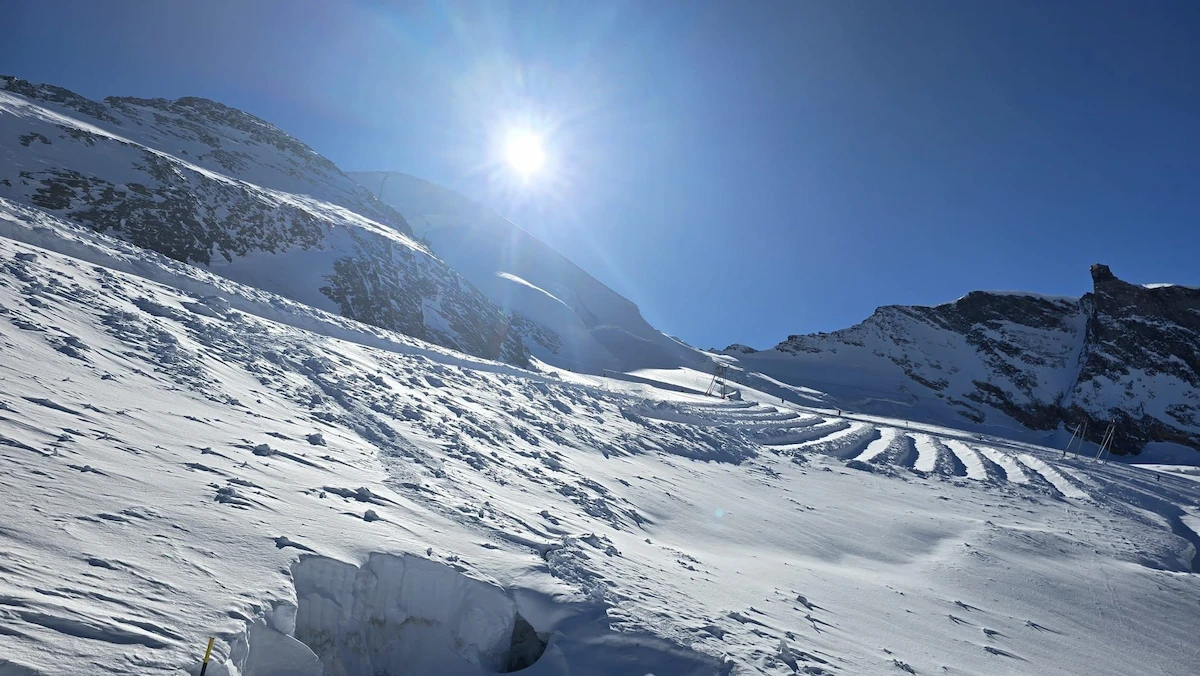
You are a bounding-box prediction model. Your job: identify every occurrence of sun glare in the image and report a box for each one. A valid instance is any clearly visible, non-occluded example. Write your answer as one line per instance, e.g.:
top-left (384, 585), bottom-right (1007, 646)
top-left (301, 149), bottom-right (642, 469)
top-left (505, 130), bottom-right (546, 178)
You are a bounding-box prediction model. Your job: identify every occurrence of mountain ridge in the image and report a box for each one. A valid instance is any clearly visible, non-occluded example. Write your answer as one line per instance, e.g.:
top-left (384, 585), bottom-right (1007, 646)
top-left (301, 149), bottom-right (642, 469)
top-left (0, 75), bottom-right (528, 365)
top-left (726, 264), bottom-right (1200, 455)
top-left (3, 74), bottom-right (1195, 457)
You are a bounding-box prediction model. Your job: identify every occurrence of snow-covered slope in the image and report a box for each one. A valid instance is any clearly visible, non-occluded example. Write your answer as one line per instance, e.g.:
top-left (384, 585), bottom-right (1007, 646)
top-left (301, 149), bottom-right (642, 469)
top-left (0, 77), bottom-right (527, 366)
top-left (3, 196), bottom-right (1200, 676)
top-left (726, 266), bottom-right (1200, 457)
top-left (728, 291), bottom-right (1087, 425)
top-left (351, 171), bottom-right (705, 373)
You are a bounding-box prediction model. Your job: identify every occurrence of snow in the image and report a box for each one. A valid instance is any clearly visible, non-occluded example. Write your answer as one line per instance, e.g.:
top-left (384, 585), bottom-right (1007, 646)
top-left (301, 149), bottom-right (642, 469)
top-left (0, 84), bottom-right (524, 366)
top-left (289, 553), bottom-right (525, 674)
top-left (976, 447), bottom-right (1030, 483)
top-left (1144, 283), bottom-right (1200, 290)
top-left (1181, 508), bottom-right (1200, 543)
top-left (1135, 464), bottom-right (1200, 484)
top-left (494, 272), bottom-right (574, 311)
top-left (2, 142), bottom-right (1199, 676)
top-left (1073, 369), bottom-right (1199, 434)
top-left (724, 273), bottom-right (1197, 462)
top-left (942, 440), bottom-right (990, 481)
top-left (1016, 454), bottom-right (1089, 500)
top-left (726, 294), bottom-right (1104, 448)
top-left (911, 434), bottom-right (941, 473)
top-left (959, 289), bottom-right (1080, 302)
top-left (852, 427), bottom-right (898, 462)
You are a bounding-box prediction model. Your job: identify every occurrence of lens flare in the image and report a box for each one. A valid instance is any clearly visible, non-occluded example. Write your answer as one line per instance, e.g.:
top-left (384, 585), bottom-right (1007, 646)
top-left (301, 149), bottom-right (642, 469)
top-left (505, 129), bottom-right (545, 178)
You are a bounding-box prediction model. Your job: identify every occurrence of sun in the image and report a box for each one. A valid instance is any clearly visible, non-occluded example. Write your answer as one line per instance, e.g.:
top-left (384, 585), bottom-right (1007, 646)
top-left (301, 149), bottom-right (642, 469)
top-left (505, 130), bottom-right (546, 178)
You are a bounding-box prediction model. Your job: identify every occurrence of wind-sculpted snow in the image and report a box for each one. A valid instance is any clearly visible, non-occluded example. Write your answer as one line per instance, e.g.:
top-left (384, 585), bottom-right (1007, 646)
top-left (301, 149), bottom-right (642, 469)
top-left (1, 202), bottom-right (1199, 675)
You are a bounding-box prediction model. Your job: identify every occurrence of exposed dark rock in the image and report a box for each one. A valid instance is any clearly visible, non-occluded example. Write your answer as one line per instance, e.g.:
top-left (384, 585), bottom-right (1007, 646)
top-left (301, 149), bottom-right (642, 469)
top-left (1071, 269), bottom-right (1200, 452)
top-left (1090, 263), bottom-right (1116, 284)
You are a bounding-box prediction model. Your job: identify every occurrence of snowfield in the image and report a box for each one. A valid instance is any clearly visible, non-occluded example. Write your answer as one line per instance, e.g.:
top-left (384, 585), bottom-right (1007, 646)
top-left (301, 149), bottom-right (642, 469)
top-left (1, 199), bottom-right (1200, 675)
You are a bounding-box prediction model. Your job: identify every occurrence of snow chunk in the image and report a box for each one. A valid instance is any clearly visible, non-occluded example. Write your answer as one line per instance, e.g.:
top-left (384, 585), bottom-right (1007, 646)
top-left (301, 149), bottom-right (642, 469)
top-left (230, 619), bottom-right (322, 676)
top-left (291, 553), bottom-right (545, 674)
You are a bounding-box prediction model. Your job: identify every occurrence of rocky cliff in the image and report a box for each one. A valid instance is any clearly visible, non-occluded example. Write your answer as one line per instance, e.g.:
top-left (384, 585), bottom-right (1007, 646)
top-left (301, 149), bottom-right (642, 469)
top-left (1066, 264), bottom-right (1200, 453)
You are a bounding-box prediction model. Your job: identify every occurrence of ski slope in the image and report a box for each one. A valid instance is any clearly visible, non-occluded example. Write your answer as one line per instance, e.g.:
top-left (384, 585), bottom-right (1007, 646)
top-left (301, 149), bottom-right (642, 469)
top-left (1, 199), bottom-right (1199, 675)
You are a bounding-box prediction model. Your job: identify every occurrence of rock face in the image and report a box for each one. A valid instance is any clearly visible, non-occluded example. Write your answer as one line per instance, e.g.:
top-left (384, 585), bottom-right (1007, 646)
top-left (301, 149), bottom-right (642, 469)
top-left (728, 268), bottom-right (1200, 455)
top-left (1068, 265), bottom-right (1200, 452)
top-left (0, 76), bottom-right (526, 365)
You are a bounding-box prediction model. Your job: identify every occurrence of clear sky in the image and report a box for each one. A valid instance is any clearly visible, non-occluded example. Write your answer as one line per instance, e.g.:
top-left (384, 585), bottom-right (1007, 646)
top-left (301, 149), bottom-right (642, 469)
top-left (6, 0), bottom-right (1199, 349)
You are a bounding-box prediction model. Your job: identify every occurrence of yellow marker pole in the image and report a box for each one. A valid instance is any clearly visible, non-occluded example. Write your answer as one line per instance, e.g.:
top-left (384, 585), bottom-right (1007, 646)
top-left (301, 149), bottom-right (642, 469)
top-left (199, 637), bottom-right (215, 676)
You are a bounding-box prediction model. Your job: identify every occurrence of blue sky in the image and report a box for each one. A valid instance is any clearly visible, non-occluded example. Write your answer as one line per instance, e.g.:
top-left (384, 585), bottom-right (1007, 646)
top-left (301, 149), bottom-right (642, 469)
top-left (6, 0), bottom-right (1199, 349)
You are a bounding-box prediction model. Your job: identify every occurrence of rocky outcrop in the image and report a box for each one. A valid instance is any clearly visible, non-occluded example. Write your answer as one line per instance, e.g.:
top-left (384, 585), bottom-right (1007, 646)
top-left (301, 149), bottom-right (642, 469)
top-left (1067, 265), bottom-right (1200, 452)
top-left (731, 267), bottom-right (1200, 455)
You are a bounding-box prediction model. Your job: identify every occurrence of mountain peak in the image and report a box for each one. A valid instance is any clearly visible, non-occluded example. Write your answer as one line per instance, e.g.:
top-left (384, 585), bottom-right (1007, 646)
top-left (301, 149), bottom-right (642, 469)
top-left (1, 74), bottom-right (123, 124)
top-left (1090, 263), bottom-right (1117, 284)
